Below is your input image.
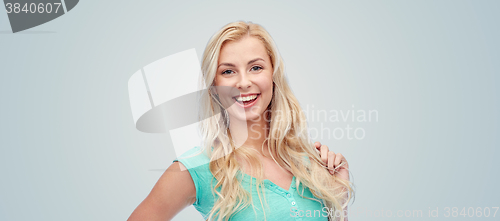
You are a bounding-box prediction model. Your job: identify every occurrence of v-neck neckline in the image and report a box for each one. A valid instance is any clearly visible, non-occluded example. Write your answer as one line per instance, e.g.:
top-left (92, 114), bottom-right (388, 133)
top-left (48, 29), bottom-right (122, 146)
top-left (237, 170), bottom-right (296, 192)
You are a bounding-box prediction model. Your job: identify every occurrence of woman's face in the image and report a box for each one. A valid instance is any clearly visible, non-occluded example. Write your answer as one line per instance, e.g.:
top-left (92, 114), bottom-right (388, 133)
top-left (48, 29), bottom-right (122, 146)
top-left (214, 36), bottom-right (273, 123)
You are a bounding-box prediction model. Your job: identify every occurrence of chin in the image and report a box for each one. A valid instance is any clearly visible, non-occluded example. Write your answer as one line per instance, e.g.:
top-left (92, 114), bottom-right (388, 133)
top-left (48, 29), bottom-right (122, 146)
top-left (227, 106), bottom-right (264, 123)
top-left (231, 112), bottom-right (260, 122)
top-left (245, 114), bottom-right (262, 122)
top-left (246, 106), bottom-right (266, 121)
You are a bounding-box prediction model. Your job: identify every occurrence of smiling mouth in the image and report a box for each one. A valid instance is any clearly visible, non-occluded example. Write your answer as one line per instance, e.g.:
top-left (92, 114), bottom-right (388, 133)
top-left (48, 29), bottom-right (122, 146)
top-left (233, 94), bottom-right (260, 105)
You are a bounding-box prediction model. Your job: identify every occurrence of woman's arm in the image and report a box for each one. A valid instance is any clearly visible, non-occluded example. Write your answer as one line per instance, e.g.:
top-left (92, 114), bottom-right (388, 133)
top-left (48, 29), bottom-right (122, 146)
top-left (128, 162), bottom-right (196, 221)
top-left (314, 141), bottom-right (351, 221)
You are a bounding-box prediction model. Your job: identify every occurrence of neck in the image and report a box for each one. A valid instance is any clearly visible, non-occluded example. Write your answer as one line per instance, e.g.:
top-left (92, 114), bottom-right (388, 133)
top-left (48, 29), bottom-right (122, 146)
top-left (228, 114), bottom-right (270, 157)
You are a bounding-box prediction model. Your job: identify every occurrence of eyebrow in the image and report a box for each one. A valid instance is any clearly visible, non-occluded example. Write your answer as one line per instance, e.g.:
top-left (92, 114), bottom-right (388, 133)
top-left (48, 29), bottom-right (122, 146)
top-left (218, 58), bottom-right (265, 68)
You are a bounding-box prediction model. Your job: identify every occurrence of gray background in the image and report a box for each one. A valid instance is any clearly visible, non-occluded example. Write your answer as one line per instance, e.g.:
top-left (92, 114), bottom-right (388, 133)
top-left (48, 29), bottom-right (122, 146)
top-left (1, 0), bottom-right (498, 220)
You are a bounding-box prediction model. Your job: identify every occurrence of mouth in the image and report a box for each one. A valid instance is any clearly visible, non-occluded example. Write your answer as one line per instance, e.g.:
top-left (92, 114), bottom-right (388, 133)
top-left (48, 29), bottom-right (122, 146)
top-left (233, 93), bottom-right (260, 108)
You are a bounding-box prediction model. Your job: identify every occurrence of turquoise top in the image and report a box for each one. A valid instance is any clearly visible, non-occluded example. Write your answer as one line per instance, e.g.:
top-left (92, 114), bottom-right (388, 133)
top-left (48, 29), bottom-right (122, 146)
top-left (173, 146), bottom-right (329, 221)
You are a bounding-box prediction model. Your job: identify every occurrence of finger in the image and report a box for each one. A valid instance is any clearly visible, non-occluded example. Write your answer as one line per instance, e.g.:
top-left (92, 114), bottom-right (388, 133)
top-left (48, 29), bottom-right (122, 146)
top-left (328, 151), bottom-right (336, 175)
top-left (320, 145), bottom-right (328, 165)
top-left (314, 142), bottom-right (321, 150)
top-left (334, 153), bottom-right (344, 170)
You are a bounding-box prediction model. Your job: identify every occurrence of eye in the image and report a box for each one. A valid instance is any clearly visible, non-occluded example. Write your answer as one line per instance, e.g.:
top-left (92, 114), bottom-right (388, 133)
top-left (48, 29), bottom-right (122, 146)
top-left (251, 66), bottom-right (263, 71)
top-left (221, 69), bottom-right (234, 75)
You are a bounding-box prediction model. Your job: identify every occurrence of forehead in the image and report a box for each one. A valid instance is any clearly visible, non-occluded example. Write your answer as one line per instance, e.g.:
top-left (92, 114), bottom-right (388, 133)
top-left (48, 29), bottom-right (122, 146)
top-left (218, 36), bottom-right (269, 64)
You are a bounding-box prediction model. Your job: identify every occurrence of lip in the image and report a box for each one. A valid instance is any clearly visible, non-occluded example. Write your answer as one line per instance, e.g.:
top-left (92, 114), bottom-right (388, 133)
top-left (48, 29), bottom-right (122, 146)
top-left (233, 94), bottom-right (260, 108)
top-left (232, 93), bottom-right (260, 99)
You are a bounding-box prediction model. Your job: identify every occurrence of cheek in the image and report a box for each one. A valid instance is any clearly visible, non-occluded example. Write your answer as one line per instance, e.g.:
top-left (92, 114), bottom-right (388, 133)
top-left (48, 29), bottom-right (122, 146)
top-left (259, 77), bottom-right (273, 102)
top-left (263, 76), bottom-right (273, 94)
top-left (213, 76), bottom-right (222, 86)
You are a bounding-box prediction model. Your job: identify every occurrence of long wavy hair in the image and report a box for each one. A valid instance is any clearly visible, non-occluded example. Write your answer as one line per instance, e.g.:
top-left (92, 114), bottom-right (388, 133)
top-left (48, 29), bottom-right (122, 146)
top-left (198, 21), bottom-right (354, 221)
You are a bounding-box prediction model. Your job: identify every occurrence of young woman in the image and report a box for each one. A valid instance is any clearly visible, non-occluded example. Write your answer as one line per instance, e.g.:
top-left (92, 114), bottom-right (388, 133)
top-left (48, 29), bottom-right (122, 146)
top-left (128, 21), bottom-right (354, 221)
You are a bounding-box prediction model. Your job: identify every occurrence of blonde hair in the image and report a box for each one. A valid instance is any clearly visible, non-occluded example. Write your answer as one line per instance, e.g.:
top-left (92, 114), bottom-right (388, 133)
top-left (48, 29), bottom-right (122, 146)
top-left (198, 21), bottom-right (354, 221)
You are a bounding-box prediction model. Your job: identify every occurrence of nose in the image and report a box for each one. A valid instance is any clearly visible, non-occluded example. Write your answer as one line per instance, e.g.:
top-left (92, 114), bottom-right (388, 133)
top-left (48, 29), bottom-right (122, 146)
top-left (236, 72), bottom-right (252, 89)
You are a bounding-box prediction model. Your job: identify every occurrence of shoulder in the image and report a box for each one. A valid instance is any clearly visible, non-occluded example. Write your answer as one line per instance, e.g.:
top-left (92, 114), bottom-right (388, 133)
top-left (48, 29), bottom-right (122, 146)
top-left (128, 160), bottom-right (197, 220)
top-left (173, 146), bottom-right (211, 171)
top-left (172, 146), bottom-right (217, 211)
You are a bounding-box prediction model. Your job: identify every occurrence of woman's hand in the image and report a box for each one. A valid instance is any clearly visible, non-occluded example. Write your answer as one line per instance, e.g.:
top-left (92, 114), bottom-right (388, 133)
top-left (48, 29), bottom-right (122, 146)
top-left (314, 141), bottom-right (349, 181)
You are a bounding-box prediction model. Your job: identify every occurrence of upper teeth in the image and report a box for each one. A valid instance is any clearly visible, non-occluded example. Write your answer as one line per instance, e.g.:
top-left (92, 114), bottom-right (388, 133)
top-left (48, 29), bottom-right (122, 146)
top-left (235, 95), bottom-right (258, 102)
